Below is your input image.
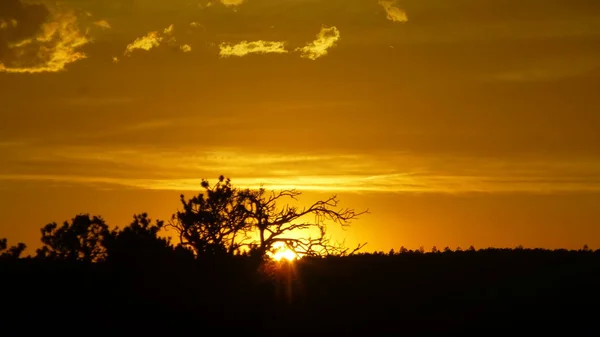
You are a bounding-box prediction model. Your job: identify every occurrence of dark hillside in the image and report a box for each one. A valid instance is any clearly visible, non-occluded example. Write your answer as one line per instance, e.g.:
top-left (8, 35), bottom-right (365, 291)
top-left (2, 248), bottom-right (599, 336)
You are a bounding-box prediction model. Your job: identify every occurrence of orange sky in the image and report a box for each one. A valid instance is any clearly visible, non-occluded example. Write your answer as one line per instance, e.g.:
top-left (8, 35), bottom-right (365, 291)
top-left (1, 0), bottom-right (600, 252)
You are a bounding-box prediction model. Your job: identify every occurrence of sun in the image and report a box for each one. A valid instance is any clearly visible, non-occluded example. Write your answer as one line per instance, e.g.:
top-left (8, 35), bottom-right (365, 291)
top-left (269, 242), bottom-right (299, 262)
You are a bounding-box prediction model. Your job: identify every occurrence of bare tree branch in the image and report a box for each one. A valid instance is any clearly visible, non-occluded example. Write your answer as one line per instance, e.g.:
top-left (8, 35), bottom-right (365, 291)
top-left (243, 187), bottom-right (368, 257)
top-left (168, 176), bottom-right (368, 258)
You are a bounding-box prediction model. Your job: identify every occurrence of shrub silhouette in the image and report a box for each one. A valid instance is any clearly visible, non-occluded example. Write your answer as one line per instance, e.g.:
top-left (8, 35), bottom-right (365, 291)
top-left (0, 238), bottom-right (26, 259)
top-left (105, 213), bottom-right (174, 266)
top-left (36, 214), bottom-right (112, 262)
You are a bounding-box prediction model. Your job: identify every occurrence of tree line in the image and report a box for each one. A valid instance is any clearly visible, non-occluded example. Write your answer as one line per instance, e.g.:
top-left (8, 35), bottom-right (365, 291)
top-left (1, 175), bottom-right (367, 263)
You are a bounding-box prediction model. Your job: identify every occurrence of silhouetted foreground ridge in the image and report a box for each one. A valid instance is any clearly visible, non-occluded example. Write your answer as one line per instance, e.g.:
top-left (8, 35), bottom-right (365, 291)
top-left (1, 177), bottom-right (599, 335)
top-left (3, 247), bottom-right (600, 335)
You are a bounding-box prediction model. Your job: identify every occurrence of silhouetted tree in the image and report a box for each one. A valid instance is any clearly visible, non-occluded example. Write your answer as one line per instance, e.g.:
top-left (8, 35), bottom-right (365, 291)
top-left (0, 238), bottom-right (26, 259)
top-left (169, 175), bottom-right (367, 258)
top-left (36, 214), bottom-right (112, 262)
top-left (242, 186), bottom-right (368, 258)
top-left (169, 176), bottom-right (253, 256)
top-left (106, 213), bottom-right (173, 265)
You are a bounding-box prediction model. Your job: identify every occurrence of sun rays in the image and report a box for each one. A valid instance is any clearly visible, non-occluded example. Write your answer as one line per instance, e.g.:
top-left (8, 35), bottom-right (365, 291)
top-left (268, 242), bottom-right (300, 262)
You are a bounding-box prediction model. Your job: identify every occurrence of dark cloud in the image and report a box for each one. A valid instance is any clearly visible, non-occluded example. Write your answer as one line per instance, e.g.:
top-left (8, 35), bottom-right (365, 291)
top-left (0, 0), bottom-right (89, 73)
top-left (0, 0), bottom-right (50, 61)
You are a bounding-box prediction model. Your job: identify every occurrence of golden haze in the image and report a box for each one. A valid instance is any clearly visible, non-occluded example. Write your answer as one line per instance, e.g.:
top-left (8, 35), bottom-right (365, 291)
top-left (1, 0), bottom-right (600, 253)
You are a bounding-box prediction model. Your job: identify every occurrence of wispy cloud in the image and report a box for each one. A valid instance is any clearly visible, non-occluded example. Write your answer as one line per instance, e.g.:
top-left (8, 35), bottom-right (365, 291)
top-left (0, 1), bottom-right (89, 73)
top-left (93, 19), bottom-right (111, 29)
top-left (219, 40), bottom-right (288, 57)
top-left (125, 31), bottom-right (163, 56)
top-left (3, 169), bottom-right (600, 194)
top-left (219, 27), bottom-right (344, 59)
top-left (124, 24), bottom-right (174, 56)
top-left (198, 2), bottom-right (214, 10)
top-left (0, 19), bottom-right (18, 29)
top-left (220, 0), bottom-right (245, 7)
top-left (296, 26), bottom-right (340, 60)
top-left (124, 31), bottom-right (162, 55)
top-left (486, 60), bottom-right (600, 83)
top-left (163, 24), bottom-right (174, 36)
top-left (379, 0), bottom-right (408, 23)
top-left (3, 145), bottom-right (600, 194)
top-left (180, 44), bottom-right (192, 52)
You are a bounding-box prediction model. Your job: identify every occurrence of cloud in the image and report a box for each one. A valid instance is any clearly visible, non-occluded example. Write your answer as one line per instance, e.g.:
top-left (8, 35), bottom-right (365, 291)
top-left (180, 44), bottom-right (192, 52)
top-left (485, 59), bottom-right (600, 83)
top-left (220, 0), bottom-right (245, 7)
top-left (379, 0), bottom-right (408, 23)
top-left (197, 2), bottom-right (213, 10)
top-left (124, 24), bottom-right (173, 56)
top-left (0, 19), bottom-right (18, 30)
top-left (296, 26), bottom-right (340, 60)
top-left (124, 31), bottom-right (162, 56)
top-left (5, 145), bottom-right (600, 194)
top-left (3, 161), bottom-right (600, 194)
top-left (93, 20), bottom-right (111, 29)
top-left (0, 0), bottom-right (90, 73)
top-left (163, 24), bottom-right (174, 36)
top-left (219, 40), bottom-right (287, 57)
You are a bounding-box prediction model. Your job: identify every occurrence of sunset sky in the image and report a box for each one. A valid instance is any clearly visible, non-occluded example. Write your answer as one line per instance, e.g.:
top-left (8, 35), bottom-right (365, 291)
top-left (2, 0), bottom-right (600, 252)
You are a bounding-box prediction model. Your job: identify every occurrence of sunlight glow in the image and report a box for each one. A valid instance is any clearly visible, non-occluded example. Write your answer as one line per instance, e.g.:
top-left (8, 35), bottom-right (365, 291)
top-left (269, 242), bottom-right (299, 262)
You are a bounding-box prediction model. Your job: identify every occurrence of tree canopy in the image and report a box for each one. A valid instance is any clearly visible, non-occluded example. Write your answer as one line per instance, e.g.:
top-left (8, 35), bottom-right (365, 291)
top-left (168, 175), bottom-right (368, 258)
top-left (36, 214), bottom-right (112, 263)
